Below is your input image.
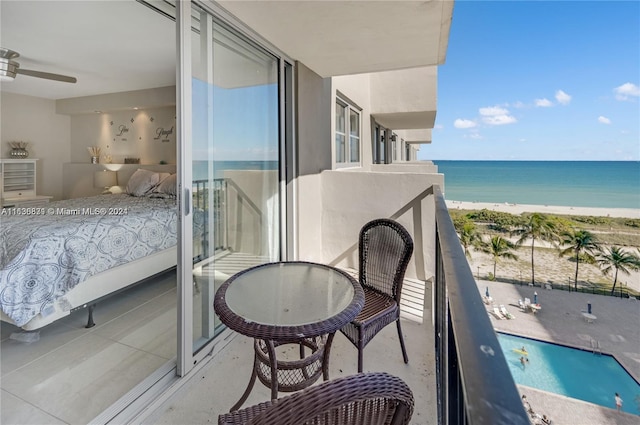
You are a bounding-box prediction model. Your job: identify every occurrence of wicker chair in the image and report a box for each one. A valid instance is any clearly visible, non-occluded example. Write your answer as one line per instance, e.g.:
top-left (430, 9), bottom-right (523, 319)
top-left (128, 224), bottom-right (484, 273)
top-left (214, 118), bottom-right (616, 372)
top-left (218, 372), bottom-right (414, 425)
top-left (340, 218), bottom-right (414, 373)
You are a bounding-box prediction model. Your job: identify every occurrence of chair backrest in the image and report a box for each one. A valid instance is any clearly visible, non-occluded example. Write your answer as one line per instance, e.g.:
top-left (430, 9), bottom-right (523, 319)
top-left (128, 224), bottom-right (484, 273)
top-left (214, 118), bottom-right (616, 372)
top-left (221, 372), bottom-right (414, 425)
top-left (359, 219), bottom-right (414, 301)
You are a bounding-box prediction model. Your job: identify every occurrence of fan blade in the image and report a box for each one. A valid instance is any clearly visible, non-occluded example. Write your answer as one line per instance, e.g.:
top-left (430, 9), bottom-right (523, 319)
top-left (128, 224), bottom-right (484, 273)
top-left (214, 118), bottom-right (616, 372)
top-left (16, 68), bottom-right (77, 83)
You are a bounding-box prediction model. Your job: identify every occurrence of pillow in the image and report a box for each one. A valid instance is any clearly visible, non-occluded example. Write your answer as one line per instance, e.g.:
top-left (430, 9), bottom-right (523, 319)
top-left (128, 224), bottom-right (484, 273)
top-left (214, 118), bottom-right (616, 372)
top-left (152, 173), bottom-right (177, 197)
top-left (157, 172), bottom-right (171, 183)
top-left (126, 169), bottom-right (160, 197)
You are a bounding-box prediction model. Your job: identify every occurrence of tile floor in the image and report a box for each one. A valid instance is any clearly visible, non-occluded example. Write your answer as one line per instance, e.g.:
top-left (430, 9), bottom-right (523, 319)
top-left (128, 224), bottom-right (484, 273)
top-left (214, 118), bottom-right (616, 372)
top-left (147, 277), bottom-right (438, 425)
top-left (1, 271), bottom-right (178, 425)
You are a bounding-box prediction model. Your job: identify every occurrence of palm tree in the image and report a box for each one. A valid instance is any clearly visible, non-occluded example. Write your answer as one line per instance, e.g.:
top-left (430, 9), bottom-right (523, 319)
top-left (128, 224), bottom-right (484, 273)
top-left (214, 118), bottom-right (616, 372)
top-left (559, 229), bottom-right (601, 290)
top-left (513, 213), bottom-right (559, 286)
top-left (597, 246), bottom-right (640, 295)
top-left (455, 219), bottom-right (483, 259)
top-left (480, 235), bottom-right (518, 279)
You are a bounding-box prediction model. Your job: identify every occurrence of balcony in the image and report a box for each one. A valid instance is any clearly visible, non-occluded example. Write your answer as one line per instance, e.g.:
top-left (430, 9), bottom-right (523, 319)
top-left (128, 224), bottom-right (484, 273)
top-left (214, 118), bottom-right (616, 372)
top-left (150, 184), bottom-right (531, 425)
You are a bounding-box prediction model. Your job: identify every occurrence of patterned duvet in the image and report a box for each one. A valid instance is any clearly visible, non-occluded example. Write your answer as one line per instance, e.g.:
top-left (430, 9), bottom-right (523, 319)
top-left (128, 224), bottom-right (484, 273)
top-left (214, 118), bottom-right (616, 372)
top-left (0, 194), bottom-right (177, 326)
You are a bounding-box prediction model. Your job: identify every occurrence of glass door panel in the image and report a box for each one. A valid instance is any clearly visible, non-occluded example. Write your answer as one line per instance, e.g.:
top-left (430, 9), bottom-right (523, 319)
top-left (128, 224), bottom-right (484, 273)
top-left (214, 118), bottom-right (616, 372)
top-left (190, 3), bottom-right (281, 353)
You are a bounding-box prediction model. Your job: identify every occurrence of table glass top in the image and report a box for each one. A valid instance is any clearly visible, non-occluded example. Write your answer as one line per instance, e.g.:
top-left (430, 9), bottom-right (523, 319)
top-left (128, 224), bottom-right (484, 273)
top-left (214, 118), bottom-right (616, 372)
top-left (225, 263), bottom-right (356, 327)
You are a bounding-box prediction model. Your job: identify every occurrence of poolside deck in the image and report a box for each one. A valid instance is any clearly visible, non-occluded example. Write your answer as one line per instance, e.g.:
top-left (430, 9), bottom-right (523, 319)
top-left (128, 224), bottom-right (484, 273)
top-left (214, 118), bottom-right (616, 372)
top-left (476, 279), bottom-right (640, 425)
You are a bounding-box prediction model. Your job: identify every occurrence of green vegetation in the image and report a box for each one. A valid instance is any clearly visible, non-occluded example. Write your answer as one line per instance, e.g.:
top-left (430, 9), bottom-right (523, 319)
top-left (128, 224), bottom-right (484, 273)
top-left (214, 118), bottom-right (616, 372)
top-left (597, 246), bottom-right (640, 295)
top-left (455, 218), bottom-right (483, 259)
top-left (559, 229), bottom-right (601, 290)
top-left (513, 213), bottom-right (561, 286)
top-left (479, 235), bottom-right (518, 279)
top-left (450, 208), bottom-right (640, 294)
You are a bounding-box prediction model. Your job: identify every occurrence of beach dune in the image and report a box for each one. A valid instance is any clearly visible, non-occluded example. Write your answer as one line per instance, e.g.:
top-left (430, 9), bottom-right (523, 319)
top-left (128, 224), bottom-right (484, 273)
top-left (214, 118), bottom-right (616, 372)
top-left (446, 200), bottom-right (640, 219)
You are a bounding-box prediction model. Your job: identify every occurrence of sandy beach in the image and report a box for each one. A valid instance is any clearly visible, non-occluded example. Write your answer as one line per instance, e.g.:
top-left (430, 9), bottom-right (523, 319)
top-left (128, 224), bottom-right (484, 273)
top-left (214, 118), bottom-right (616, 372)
top-left (446, 200), bottom-right (640, 292)
top-left (446, 200), bottom-right (640, 219)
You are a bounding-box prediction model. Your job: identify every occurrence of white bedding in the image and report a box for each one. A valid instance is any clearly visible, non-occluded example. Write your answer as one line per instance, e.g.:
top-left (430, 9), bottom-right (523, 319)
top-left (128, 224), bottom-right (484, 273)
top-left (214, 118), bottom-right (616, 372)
top-left (0, 194), bottom-right (177, 327)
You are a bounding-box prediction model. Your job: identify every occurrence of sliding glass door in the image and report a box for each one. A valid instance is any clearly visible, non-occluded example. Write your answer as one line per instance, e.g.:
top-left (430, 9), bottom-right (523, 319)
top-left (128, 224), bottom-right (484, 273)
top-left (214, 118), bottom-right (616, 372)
top-left (185, 2), bottom-right (284, 358)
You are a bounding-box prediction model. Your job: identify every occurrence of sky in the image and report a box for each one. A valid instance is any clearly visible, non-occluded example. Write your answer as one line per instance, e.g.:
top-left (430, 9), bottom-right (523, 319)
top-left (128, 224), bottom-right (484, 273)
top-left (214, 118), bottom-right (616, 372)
top-left (421, 0), bottom-right (640, 161)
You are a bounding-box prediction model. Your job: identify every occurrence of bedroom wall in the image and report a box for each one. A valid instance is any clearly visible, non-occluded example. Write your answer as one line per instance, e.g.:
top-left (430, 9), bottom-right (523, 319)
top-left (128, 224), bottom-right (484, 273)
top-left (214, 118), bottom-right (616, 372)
top-left (0, 92), bottom-right (71, 201)
top-left (68, 106), bottom-right (176, 166)
top-left (54, 86), bottom-right (177, 199)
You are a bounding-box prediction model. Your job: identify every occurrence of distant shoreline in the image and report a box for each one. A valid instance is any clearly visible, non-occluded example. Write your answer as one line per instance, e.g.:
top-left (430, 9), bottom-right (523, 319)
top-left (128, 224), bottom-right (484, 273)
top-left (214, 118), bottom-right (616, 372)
top-left (445, 200), bottom-right (640, 219)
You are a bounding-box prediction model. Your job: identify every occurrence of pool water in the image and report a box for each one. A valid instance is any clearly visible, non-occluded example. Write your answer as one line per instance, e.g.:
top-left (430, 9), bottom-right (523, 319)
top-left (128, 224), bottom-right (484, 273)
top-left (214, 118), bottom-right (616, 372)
top-left (497, 333), bottom-right (640, 414)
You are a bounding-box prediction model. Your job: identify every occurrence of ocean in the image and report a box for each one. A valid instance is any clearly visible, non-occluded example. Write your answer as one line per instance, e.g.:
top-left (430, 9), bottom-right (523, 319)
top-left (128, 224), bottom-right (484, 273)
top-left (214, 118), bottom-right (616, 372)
top-left (193, 160), bottom-right (278, 181)
top-left (433, 161), bottom-right (640, 210)
top-left (194, 160), bottom-right (639, 210)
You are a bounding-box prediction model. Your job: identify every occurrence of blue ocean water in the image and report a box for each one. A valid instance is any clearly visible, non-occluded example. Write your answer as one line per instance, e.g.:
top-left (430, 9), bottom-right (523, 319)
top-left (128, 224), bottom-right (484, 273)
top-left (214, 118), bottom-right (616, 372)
top-left (497, 332), bottom-right (640, 414)
top-left (433, 161), bottom-right (640, 209)
top-left (193, 160), bottom-right (639, 209)
top-left (193, 160), bottom-right (278, 180)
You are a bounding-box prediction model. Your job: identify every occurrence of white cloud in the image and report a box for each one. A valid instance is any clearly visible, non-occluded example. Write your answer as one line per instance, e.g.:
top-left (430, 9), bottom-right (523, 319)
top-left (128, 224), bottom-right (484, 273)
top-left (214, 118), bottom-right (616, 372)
top-left (454, 119), bottom-right (476, 129)
top-left (479, 106), bottom-right (509, 116)
top-left (478, 105), bottom-right (517, 125)
top-left (468, 132), bottom-right (483, 140)
top-left (598, 116), bottom-right (611, 124)
top-left (511, 101), bottom-right (526, 109)
top-left (535, 98), bottom-right (553, 107)
top-left (482, 115), bottom-right (517, 125)
top-left (434, 124), bottom-right (444, 130)
top-left (555, 90), bottom-right (572, 105)
top-left (614, 82), bottom-right (640, 101)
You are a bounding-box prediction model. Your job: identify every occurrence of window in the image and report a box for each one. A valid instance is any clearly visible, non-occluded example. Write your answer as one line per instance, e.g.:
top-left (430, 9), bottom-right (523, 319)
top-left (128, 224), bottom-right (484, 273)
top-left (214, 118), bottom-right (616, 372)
top-left (335, 97), bottom-right (360, 166)
top-left (391, 133), bottom-right (397, 161)
top-left (372, 122), bottom-right (388, 164)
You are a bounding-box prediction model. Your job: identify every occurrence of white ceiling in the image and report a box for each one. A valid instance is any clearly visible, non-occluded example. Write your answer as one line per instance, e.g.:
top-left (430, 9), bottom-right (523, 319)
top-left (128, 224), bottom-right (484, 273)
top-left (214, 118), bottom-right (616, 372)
top-left (219, 0), bottom-right (453, 78)
top-left (0, 0), bottom-right (452, 106)
top-left (0, 0), bottom-right (176, 100)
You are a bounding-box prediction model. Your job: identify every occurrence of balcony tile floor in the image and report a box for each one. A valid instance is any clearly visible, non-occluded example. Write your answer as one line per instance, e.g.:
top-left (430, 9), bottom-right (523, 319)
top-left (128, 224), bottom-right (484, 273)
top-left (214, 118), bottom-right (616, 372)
top-left (149, 277), bottom-right (438, 425)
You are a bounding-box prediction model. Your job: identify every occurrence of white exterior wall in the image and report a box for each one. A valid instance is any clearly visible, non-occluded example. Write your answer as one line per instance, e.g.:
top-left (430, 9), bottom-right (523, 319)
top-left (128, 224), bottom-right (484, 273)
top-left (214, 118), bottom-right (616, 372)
top-left (320, 171), bottom-right (443, 281)
top-left (296, 64), bottom-right (442, 276)
top-left (295, 63), bottom-right (331, 261)
top-left (370, 67), bottom-right (437, 114)
top-left (0, 92), bottom-right (70, 201)
top-left (371, 163), bottom-right (440, 175)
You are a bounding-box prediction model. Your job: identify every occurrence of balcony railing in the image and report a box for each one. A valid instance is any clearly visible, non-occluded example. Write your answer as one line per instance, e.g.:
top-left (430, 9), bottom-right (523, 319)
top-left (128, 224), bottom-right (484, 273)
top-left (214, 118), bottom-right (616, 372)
top-left (433, 185), bottom-right (530, 424)
top-left (192, 174), bottom-right (531, 424)
top-left (193, 178), bottom-right (228, 261)
top-left (193, 177), bottom-right (265, 262)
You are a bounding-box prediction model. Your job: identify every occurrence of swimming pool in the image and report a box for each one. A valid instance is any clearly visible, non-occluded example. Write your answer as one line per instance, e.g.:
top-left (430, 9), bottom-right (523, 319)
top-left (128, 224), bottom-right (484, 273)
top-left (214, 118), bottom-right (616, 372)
top-left (497, 332), bottom-right (640, 414)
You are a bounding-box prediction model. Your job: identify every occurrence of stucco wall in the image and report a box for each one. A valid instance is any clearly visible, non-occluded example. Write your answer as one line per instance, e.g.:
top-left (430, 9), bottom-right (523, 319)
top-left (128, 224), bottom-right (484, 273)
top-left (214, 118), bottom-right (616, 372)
top-left (320, 170), bottom-right (444, 281)
top-left (0, 92), bottom-right (71, 201)
top-left (295, 62), bottom-right (331, 261)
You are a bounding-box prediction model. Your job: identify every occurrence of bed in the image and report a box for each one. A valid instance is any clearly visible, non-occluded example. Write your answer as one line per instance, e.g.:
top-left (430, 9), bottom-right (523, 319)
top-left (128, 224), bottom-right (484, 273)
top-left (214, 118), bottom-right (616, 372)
top-left (0, 170), bottom-right (182, 331)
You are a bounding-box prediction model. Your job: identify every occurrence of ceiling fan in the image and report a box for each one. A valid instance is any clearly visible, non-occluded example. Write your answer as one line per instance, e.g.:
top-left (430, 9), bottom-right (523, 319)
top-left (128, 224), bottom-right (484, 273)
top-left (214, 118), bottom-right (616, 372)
top-left (0, 47), bottom-right (77, 83)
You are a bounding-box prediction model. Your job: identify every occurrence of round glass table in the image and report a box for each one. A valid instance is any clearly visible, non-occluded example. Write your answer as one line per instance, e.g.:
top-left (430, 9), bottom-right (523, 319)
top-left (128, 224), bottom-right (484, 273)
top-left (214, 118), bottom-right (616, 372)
top-left (214, 261), bottom-right (364, 411)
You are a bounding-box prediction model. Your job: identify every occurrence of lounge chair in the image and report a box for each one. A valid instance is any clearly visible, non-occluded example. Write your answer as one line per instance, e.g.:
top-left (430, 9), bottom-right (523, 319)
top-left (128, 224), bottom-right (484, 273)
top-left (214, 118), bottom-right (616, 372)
top-left (518, 299), bottom-right (526, 310)
top-left (492, 307), bottom-right (506, 320)
top-left (500, 304), bottom-right (515, 319)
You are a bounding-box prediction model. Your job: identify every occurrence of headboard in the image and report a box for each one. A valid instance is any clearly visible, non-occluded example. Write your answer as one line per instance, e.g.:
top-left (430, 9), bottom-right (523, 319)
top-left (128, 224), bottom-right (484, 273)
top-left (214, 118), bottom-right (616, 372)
top-left (62, 163), bottom-right (177, 200)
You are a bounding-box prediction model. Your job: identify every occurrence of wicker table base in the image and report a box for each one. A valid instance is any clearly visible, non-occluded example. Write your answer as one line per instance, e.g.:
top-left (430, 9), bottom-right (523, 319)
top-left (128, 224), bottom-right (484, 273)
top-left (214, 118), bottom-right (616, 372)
top-left (230, 335), bottom-right (335, 411)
